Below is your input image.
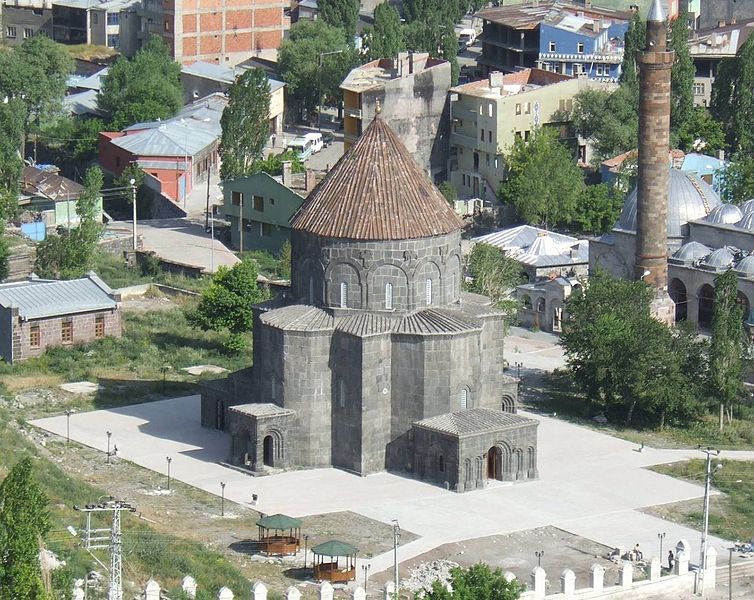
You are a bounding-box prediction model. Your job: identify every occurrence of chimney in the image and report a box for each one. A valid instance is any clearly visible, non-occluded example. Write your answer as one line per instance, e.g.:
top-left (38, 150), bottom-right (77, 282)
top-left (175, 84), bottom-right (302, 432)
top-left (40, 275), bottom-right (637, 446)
top-left (281, 160), bottom-right (292, 187)
top-left (488, 71), bottom-right (504, 88)
top-left (305, 169), bottom-right (316, 193)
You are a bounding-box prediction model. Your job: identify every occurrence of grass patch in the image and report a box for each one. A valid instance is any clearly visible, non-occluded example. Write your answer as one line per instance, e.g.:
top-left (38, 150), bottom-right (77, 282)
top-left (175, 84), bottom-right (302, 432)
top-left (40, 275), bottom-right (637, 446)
top-left (93, 252), bottom-right (210, 293)
top-left (650, 460), bottom-right (754, 542)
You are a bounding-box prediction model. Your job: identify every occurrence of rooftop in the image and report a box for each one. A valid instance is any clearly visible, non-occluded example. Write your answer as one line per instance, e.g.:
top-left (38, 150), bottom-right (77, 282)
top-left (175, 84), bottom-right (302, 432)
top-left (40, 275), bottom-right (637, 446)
top-left (340, 52), bottom-right (448, 92)
top-left (21, 165), bottom-right (84, 202)
top-left (688, 18), bottom-right (754, 58)
top-left (414, 407), bottom-right (538, 437)
top-left (451, 68), bottom-right (573, 98)
top-left (472, 225), bottom-right (588, 268)
top-left (0, 273), bottom-right (117, 320)
top-left (181, 61), bottom-right (285, 93)
top-left (477, 2), bottom-right (631, 29)
top-left (229, 403), bottom-right (295, 418)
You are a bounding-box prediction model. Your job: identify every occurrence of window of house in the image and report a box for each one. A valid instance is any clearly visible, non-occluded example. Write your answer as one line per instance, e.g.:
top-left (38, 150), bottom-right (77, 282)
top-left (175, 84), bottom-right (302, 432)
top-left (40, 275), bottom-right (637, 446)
top-left (577, 41), bottom-right (584, 53)
top-left (92, 12), bottom-right (98, 23)
top-left (488, 130), bottom-right (492, 142)
top-left (253, 195), bottom-right (264, 211)
top-left (480, 128), bottom-right (484, 141)
top-left (694, 82), bottom-right (705, 96)
top-left (107, 12), bottom-right (119, 25)
top-left (231, 191), bottom-right (243, 206)
top-left (515, 131), bottom-right (522, 139)
top-left (515, 103), bottom-right (522, 115)
top-left (524, 130), bottom-right (531, 141)
top-left (29, 325), bottom-right (40, 348)
top-left (596, 64), bottom-right (603, 76)
top-left (385, 283), bottom-right (393, 310)
top-left (566, 99), bottom-right (573, 111)
top-left (524, 102), bottom-right (531, 114)
top-left (549, 41), bottom-right (556, 52)
top-left (559, 98), bottom-right (566, 111)
top-left (23, 28), bottom-right (33, 39)
top-left (95, 315), bottom-right (105, 338)
top-left (486, 153), bottom-right (490, 166)
top-left (61, 321), bottom-right (73, 344)
top-left (488, 103), bottom-right (493, 117)
top-left (107, 34), bottom-right (119, 48)
top-left (6, 26), bottom-right (16, 38)
top-left (460, 388), bottom-right (468, 410)
top-left (261, 222), bottom-right (274, 237)
top-left (164, 20), bottom-right (170, 31)
top-left (425, 279), bottom-right (432, 306)
top-left (340, 282), bottom-right (348, 308)
top-left (522, 294), bottom-right (532, 309)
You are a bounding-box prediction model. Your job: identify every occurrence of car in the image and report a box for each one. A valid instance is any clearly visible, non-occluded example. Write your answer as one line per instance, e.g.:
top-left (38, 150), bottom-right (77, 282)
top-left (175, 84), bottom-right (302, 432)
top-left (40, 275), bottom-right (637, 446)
top-left (303, 132), bottom-right (324, 153)
top-left (322, 132), bottom-right (334, 147)
top-left (286, 137), bottom-right (314, 161)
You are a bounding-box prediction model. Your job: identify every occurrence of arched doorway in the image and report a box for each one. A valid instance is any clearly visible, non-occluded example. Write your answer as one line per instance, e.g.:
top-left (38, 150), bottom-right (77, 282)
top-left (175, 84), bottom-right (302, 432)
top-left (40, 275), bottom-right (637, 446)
top-left (698, 284), bottom-right (715, 327)
top-left (669, 278), bottom-right (688, 322)
top-left (263, 435), bottom-right (274, 467)
top-left (487, 446), bottom-right (502, 480)
top-left (737, 292), bottom-right (750, 323)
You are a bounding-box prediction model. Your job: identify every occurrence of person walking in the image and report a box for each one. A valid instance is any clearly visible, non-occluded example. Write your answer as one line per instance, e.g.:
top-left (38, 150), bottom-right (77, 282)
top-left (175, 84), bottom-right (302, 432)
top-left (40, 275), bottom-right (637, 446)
top-left (668, 550), bottom-right (675, 572)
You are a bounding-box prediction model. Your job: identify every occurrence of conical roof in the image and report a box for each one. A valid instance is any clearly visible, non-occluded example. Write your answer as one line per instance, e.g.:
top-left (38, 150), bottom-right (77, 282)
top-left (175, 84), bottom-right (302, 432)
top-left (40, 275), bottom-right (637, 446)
top-left (290, 117), bottom-right (463, 240)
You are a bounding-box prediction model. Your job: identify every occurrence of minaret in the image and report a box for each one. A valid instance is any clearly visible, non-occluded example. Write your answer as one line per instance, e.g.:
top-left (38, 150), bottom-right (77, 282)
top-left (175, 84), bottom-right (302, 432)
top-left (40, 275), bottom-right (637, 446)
top-left (635, 0), bottom-right (675, 324)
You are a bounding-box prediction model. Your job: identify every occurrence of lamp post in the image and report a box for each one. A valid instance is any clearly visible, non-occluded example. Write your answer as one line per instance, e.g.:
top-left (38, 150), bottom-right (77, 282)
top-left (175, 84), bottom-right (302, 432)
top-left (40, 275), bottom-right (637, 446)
top-left (392, 519), bottom-right (401, 598)
top-left (303, 534), bottom-right (310, 569)
top-left (515, 361), bottom-right (522, 380)
top-left (106, 431), bottom-right (112, 464)
top-left (220, 482), bottom-right (226, 517)
top-left (129, 178), bottom-right (137, 251)
top-left (166, 457), bottom-right (172, 491)
top-left (699, 447), bottom-right (721, 591)
top-left (65, 409), bottom-right (73, 444)
top-left (318, 50), bottom-right (345, 131)
top-left (535, 550), bottom-right (544, 567)
top-left (362, 562), bottom-right (371, 590)
top-left (658, 532), bottom-right (666, 562)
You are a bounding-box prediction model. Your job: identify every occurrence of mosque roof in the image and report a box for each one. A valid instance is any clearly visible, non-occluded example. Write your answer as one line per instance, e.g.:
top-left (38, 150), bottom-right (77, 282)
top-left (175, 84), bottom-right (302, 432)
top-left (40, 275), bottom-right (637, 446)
top-left (701, 247), bottom-right (734, 270)
top-left (290, 117), bottom-right (463, 240)
top-left (671, 241), bottom-right (711, 263)
top-left (737, 212), bottom-right (754, 231)
top-left (616, 169), bottom-right (721, 238)
top-left (735, 255), bottom-right (754, 277)
top-left (414, 408), bottom-right (538, 437)
top-left (741, 199), bottom-right (754, 216)
top-left (704, 203), bottom-right (742, 224)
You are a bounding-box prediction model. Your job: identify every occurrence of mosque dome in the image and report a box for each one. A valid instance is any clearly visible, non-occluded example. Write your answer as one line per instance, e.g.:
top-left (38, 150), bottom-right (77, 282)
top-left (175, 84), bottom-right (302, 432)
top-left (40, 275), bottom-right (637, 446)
top-left (705, 203), bottom-right (743, 224)
top-left (740, 199), bottom-right (754, 216)
top-left (701, 247), bottom-right (734, 270)
top-left (671, 241), bottom-right (711, 263)
top-left (735, 255), bottom-right (754, 277)
top-left (617, 169), bottom-right (721, 238)
top-left (736, 212), bottom-right (754, 231)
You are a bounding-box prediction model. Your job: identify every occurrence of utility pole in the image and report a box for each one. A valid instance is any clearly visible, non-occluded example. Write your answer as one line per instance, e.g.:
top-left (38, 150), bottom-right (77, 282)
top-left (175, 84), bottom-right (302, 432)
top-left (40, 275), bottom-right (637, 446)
top-left (392, 519), bottom-right (400, 599)
top-left (129, 179), bottom-right (137, 251)
top-left (238, 194), bottom-right (243, 254)
top-left (74, 499), bottom-right (136, 600)
top-left (205, 169), bottom-right (211, 230)
top-left (699, 446), bottom-right (720, 593)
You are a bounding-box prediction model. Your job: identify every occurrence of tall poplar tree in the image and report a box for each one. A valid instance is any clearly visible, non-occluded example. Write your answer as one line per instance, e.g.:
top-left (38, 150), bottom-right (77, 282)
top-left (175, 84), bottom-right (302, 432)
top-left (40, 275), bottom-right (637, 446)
top-left (711, 34), bottom-right (754, 153)
top-left (0, 458), bottom-right (51, 600)
top-left (365, 3), bottom-right (406, 61)
top-left (219, 68), bottom-right (271, 181)
top-left (319, 0), bottom-right (360, 42)
top-left (669, 9), bottom-right (695, 133)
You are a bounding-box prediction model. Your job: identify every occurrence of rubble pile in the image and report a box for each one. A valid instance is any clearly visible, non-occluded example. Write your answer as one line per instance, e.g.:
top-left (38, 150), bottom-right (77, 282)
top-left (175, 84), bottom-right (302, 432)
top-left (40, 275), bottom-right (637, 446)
top-left (401, 559), bottom-right (459, 594)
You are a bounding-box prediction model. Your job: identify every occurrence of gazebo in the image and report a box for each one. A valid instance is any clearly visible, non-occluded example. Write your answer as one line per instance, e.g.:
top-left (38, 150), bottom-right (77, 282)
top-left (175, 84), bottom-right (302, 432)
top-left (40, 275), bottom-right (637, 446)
top-left (311, 540), bottom-right (358, 582)
top-left (256, 514), bottom-right (302, 556)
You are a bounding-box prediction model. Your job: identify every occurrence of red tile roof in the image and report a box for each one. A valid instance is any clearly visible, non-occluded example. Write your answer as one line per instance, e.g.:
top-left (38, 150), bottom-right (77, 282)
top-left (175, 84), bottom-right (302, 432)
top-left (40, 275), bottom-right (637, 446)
top-left (290, 117), bottom-right (463, 240)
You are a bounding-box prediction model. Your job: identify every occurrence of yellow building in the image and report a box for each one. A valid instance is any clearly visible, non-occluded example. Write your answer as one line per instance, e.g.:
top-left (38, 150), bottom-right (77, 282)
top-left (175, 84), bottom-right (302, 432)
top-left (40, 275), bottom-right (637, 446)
top-left (449, 68), bottom-right (615, 200)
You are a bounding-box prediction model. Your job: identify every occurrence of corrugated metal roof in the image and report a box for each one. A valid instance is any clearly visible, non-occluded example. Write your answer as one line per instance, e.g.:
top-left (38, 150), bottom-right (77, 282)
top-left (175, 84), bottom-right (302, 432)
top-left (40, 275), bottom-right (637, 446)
top-left (0, 273), bottom-right (116, 320)
top-left (112, 121), bottom-right (217, 157)
top-left (182, 62), bottom-right (286, 92)
top-left (291, 117), bottom-right (463, 240)
top-left (21, 166), bottom-right (84, 202)
top-left (63, 90), bottom-right (102, 116)
top-left (414, 407), bottom-right (538, 437)
top-left (477, 2), bottom-right (630, 29)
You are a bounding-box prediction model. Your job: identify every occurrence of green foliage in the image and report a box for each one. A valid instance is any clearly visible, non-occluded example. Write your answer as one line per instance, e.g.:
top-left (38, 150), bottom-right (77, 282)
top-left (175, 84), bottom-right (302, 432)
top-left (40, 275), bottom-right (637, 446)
top-left (278, 240), bottom-right (292, 280)
top-left (403, 0), bottom-right (461, 25)
top-left (98, 37), bottom-right (182, 130)
top-left (675, 106), bottom-right (726, 154)
top-left (35, 166), bottom-right (103, 279)
top-left (669, 8), bottom-right (695, 134)
top-left (498, 127), bottom-right (585, 228)
top-left (0, 99), bottom-right (24, 194)
top-left (403, 16), bottom-right (460, 84)
top-left (422, 563), bottom-right (523, 600)
top-left (465, 243), bottom-right (522, 320)
top-left (562, 271), bottom-right (705, 427)
top-left (572, 183), bottom-right (624, 235)
top-left (252, 150), bottom-right (305, 176)
top-left (437, 181), bottom-right (458, 205)
top-left (319, 0), bottom-right (359, 41)
top-left (0, 457), bottom-right (51, 600)
top-left (278, 20), bottom-right (356, 117)
top-left (365, 3), bottom-right (406, 61)
top-left (707, 270), bottom-right (744, 409)
top-left (186, 259), bottom-right (268, 352)
top-left (619, 12), bottom-right (645, 92)
top-left (39, 116), bottom-right (104, 173)
top-left (711, 33), bottom-right (754, 153)
top-left (571, 85), bottom-right (638, 161)
top-left (220, 68), bottom-right (271, 181)
top-left (720, 152), bottom-right (754, 203)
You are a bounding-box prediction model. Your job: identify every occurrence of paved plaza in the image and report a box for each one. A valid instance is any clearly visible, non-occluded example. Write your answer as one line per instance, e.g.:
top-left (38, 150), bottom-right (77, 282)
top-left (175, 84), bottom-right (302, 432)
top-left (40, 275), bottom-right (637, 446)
top-left (32, 394), bottom-right (745, 575)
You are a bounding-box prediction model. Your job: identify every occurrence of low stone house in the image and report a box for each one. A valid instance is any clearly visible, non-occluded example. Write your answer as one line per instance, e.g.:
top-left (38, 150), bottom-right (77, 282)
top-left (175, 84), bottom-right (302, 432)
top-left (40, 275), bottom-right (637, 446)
top-left (0, 272), bottom-right (121, 363)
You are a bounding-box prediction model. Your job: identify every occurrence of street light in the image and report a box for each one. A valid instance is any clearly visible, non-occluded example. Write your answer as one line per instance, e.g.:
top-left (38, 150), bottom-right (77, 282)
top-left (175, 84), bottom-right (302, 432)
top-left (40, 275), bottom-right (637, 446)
top-left (362, 562), bottom-right (371, 590)
top-left (514, 361), bottom-right (522, 380)
top-left (220, 482), bottom-right (226, 517)
top-left (657, 532), bottom-right (666, 562)
top-left (106, 431), bottom-right (112, 464)
top-left (166, 457), bottom-right (172, 491)
top-left (129, 178), bottom-right (137, 251)
top-left (535, 550), bottom-right (544, 567)
top-left (65, 409), bottom-right (73, 444)
top-left (303, 534), bottom-right (310, 569)
top-left (318, 50), bottom-right (345, 131)
top-left (699, 447), bottom-right (721, 591)
top-left (392, 519), bottom-right (401, 598)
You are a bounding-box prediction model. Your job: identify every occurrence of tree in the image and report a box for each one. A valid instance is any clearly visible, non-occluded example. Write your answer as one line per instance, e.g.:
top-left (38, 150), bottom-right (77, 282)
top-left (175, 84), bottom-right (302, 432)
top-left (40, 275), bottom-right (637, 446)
top-left (437, 181), bottom-right (457, 206)
top-left (0, 99), bottom-right (24, 195)
top-left (561, 270), bottom-right (703, 427)
top-left (220, 69), bottom-right (271, 181)
top-left (422, 563), bottom-right (523, 600)
top-left (0, 36), bottom-right (73, 150)
top-left (0, 457), bottom-right (51, 600)
top-left (278, 240), bottom-right (292, 280)
top-left (707, 270), bottom-right (744, 429)
top-left (319, 0), bottom-right (360, 42)
top-left (710, 34), bottom-right (754, 153)
top-left (35, 166), bottom-right (103, 279)
top-left (571, 86), bottom-right (638, 161)
top-left (572, 183), bottom-right (624, 235)
top-left (253, 150), bottom-right (305, 176)
top-left (365, 3), bottom-right (406, 61)
top-left (186, 259), bottom-right (268, 352)
top-left (498, 127), bottom-right (585, 228)
top-left (675, 106), bottom-right (726, 155)
top-left (669, 9), bottom-right (695, 134)
top-left (278, 20), bottom-right (356, 118)
top-left (720, 152), bottom-right (754, 203)
top-left (98, 37), bottom-right (182, 130)
top-left (465, 243), bottom-right (522, 320)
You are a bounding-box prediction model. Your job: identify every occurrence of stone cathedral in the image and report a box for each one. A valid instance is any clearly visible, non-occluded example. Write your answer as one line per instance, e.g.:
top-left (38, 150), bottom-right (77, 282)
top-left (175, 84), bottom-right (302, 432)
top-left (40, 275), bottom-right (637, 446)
top-left (202, 115), bottom-right (538, 492)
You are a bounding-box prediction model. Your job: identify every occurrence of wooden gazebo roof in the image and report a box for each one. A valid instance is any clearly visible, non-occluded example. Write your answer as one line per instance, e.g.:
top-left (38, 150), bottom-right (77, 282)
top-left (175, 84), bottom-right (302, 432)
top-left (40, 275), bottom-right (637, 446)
top-left (311, 540), bottom-right (358, 557)
top-left (256, 514), bottom-right (302, 530)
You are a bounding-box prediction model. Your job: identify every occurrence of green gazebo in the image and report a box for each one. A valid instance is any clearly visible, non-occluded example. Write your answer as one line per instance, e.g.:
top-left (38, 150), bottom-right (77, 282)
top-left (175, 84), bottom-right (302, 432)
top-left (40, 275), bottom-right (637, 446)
top-left (311, 540), bottom-right (358, 582)
top-left (256, 513), bottom-right (302, 556)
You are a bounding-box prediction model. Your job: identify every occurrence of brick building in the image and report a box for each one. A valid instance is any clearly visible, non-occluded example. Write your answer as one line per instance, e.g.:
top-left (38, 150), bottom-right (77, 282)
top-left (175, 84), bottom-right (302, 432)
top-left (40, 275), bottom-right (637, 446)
top-left (0, 272), bottom-right (121, 363)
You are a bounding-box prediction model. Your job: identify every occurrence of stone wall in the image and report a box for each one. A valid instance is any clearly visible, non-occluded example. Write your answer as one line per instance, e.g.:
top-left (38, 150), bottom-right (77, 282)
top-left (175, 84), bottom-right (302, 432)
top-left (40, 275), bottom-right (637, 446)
top-left (290, 230), bottom-right (462, 312)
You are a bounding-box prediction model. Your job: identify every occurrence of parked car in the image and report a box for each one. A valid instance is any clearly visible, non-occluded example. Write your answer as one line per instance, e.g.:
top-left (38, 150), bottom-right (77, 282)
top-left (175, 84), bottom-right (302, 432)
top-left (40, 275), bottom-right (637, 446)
top-left (286, 137), bottom-right (314, 161)
top-left (322, 132), bottom-right (334, 147)
top-left (303, 132), bottom-right (324, 154)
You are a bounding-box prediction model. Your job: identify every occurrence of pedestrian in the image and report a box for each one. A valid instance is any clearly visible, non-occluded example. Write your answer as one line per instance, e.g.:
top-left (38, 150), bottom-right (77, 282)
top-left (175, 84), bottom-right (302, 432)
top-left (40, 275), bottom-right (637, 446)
top-left (634, 543), bottom-right (643, 560)
top-left (668, 550), bottom-right (675, 572)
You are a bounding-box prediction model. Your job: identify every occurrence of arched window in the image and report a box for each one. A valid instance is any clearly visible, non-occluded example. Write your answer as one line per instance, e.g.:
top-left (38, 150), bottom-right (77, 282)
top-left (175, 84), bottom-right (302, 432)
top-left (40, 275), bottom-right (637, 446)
top-left (385, 283), bottom-right (393, 310)
top-left (536, 297), bottom-right (546, 313)
top-left (337, 377), bottom-right (346, 408)
top-left (425, 278), bottom-right (432, 305)
top-left (308, 277), bottom-right (314, 305)
top-left (522, 294), bottom-right (532, 309)
top-left (459, 388), bottom-right (468, 410)
top-left (340, 282), bottom-right (348, 308)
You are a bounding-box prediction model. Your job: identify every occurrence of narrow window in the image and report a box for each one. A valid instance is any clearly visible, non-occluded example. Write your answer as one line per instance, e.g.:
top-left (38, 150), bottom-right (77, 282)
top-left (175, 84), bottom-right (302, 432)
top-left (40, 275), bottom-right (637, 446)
top-left (271, 376), bottom-right (277, 400)
top-left (29, 325), bottom-right (40, 348)
top-left (480, 128), bottom-right (484, 141)
top-left (61, 321), bottom-right (73, 344)
top-left (231, 191), bottom-right (242, 206)
top-left (460, 388), bottom-right (468, 410)
top-left (577, 41), bottom-right (584, 53)
top-left (338, 378), bottom-right (346, 408)
top-left (340, 282), bottom-right (348, 308)
top-left (253, 196), bottom-right (264, 211)
top-left (487, 103), bottom-right (493, 117)
top-left (549, 41), bottom-right (556, 52)
top-left (438, 454), bottom-right (445, 472)
top-left (425, 279), bottom-right (432, 306)
top-left (95, 315), bottom-right (105, 338)
top-left (515, 103), bottom-right (521, 115)
top-left (385, 283), bottom-right (393, 310)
